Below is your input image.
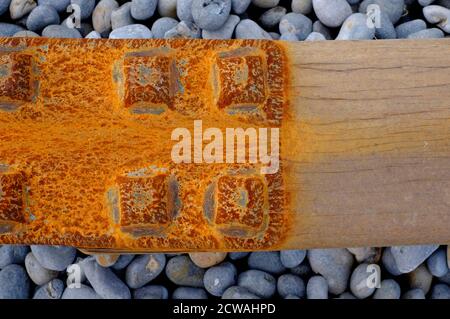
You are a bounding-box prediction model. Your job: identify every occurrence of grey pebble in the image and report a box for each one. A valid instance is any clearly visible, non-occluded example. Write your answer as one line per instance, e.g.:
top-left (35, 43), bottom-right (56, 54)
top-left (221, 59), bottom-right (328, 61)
top-left (306, 275), bottom-right (328, 299)
top-left (33, 278), bottom-right (64, 299)
top-left (61, 284), bottom-right (101, 299)
top-left (336, 13), bottom-right (375, 40)
top-left (402, 288), bottom-right (425, 299)
top-left (390, 245), bottom-right (439, 273)
top-left (38, 0), bottom-right (69, 12)
top-left (81, 258), bottom-right (131, 299)
top-left (30, 245), bottom-right (76, 272)
top-left (133, 285), bottom-right (169, 299)
top-left (165, 255), bottom-right (205, 287)
top-left (85, 29), bottom-right (100, 38)
top-left (308, 248), bottom-right (354, 295)
top-left (269, 31), bottom-right (280, 39)
top-left (111, 2), bottom-right (133, 30)
top-left (25, 252), bottom-right (59, 285)
top-left (222, 286), bottom-right (260, 299)
top-left (42, 24), bottom-right (82, 38)
top-left (359, 0), bottom-right (405, 24)
top-left (396, 19), bottom-right (427, 38)
top-left (131, 0), bottom-right (157, 20)
top-left (92, 0), bottom-right (119, 35)
top-left (10, 0), bottom-right (36, 20)
top-left (13, 30), bottom-right (40, 37)
top-left (407, 28), bottom-right (445, 38)
top-left (373, 279), bottom-right (401, 299)
top-left (382, 247), bottom-right (402, 276)
top-left (374, 11), bottom-right (396, 39)
top-left (71, 0), bottom-right (96, 20)
top-left (177, 0), bottom-right (193, 22)
top-left (172, 287), bottom-right (208, 299)
top-left (292, 0), bottom-right (312, 15)
top-left (277, 274), bottom-right (305, 298)
top-left (235, 19), bottom-right (272, 39)
top-left (347, 248), bottom-right (380, 265)
top-left (259, 6), bottom-right (286, 29)
top-left (312, 20), bottom-right (331, 39)
top-left (109, 24), bottom-right (153, 39)
top-left (290, 262), bottom-right (312, 277)
top-left (423, 5), bottom-right (450, 33)
top-left (431, 283), bottom-right (450, 299)
top-left (279, 12), bottom-right (312, 41)
top-left (165, 20), bottom-right (201, 38)
top-left (158, 0), bottom-right (177, 18)
top-left (305, 31), bottom-right (326, 41)
top-left (248, 252), bottom-right (286, 275)
top-left (337, 292), bottom-right (357, 299)
top-left (427, 247), bottom-right (448, 277)
top-left (192, 0), bottom-right (231, 31)
top-left (151, 17), bottom-right (179, 38)
top-left (252, 0), bottom-right (279, 8)
top-left (439, 271), bottom-right (450, 284)
top-left (202, 14), bottom-right (240, 39)
top-left (238, 269), bottom-right (276, 298)
top-left (312, 0), bottom-right (352, 28)
top-left (0, 0), bottom-right (10, 15)
top-left (26, 5), bottom-right (60, 31)
top-left (204, 262), bottom-right (237, 297)
top-left (408, 264), bottom-right (433, 294)
top-left (125, 254), bottom-right (166, 289)
top-left (0, 245), bottom-right (29, 268)
top-left (231, 0), bottom-right (250, 14)
top-left (112, 254), bottom-right (135, 270)
top-left (0, 264), bottom-right (30, 299)
top-left (279, 31), bottom-right (298, 41)
top-left (229, 252), bottom-right (249, 260)
top-left (350, 263), bottom-right (376, 299)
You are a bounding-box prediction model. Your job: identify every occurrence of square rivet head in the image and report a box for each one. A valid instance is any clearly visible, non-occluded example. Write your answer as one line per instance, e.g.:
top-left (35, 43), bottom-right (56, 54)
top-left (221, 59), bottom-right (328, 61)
top-left (0, 172), bottom-right (25, 224)
top-left (116, 172), bottom-right (180, 236)
top-left (0, 53), bottom-right (35, 111)
top-left (122, 50), bottom-right (176, 115)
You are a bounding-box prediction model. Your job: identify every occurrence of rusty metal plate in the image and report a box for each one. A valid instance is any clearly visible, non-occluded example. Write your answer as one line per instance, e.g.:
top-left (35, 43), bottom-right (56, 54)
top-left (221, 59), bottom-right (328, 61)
top-left (0, 38), bottom-right (289, 252)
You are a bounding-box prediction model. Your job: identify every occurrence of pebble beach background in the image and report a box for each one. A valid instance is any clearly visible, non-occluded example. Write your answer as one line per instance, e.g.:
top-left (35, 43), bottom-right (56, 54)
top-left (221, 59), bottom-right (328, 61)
top-left (0, 0), bottom-right (450, 299)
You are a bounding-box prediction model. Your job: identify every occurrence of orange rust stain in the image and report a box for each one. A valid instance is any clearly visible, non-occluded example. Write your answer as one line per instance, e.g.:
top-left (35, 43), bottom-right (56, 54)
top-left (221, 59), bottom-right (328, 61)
top-left (0, 38), bottom-right (290, 251)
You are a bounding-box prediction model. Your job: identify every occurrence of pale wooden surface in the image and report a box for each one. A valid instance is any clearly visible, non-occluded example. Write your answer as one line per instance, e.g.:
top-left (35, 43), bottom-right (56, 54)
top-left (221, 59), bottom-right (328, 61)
top-left (283, 39), bottom-right (450, 249)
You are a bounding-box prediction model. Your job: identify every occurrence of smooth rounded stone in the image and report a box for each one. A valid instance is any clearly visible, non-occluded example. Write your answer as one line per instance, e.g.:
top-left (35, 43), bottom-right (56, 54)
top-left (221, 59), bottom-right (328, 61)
top-left (158, 0), bottom-right (177, 17)
top-left (172, 287), bottom-right (208, 299)
top-left (92, 0), bottom-right (119, 35)
top-left (204, 262), bottom-right (237, 297)
top-left (235, 19), bottom-right (272, 39)
top-left (306, 276), bottom-right (328, 299)
top-left (292, 0), bottom-right (312, 14)
top-left (252, 0), bottom-right (279, 8)
top-left (419, 0), bottom-right (436, 5)
top-left (13, 30), bottom-right (40, 37)
top-left (347, 247), bottom-right (381, 264)
top-left (0, 264), bottom-right (30, 299)
top-left (61, 284), bottom-right (101, 299)
top-left (222, 286), bottom-right (260, 299)
top-left (279, 31), bottom-right (298, 40)
top-left (189, 252), bottom-right (227, 268)
top-left (390, 245), bottom-right (439, 273)
top-left (238, 270), bottom-right (276, 298)
top-left (0, 0), bottom-right (11, 15)
top-left (164, 20), bottom-right (201, 38)
top-left (133, 285), bottom-right (169, 299)
top-left (71, 0), bottom-right (96, 20)
top-left (407, 28), bottom-right (445, 38)
top-left (0, 245), bottom-right (29, 268)
top-left (396, 19), bottom-right (427, 38)
top-left (38, 0), bottom-right (69, 12)
top-left (125, 254), bottom-right (166, 289)
top-left (373, 279), bottom-right (401, 299)
top-left (350, 263), bottom-right (376, 299)
top-left (259, 6), bottom-right (286, 29)
top-left (312, 20), bottom-right (331, 39)
top-left (269, 32), bottom-right (280, 39)
top-left (42, 24), bottom-right (82, 38)
top-left (94, 254), bottom-right (119, 268)
top-left (427, 247), bottom-right (448, 277)
top-left (26, 5), bottom-right (60, 31)
top-left (280, 250), bottom-right (306, 269)
top-left (279, 12), bottom-right (312, 41)
top-left (373, 11), bottom-right (396, 39)
top-left (290, 262), bottom-right (312, 277)
top-left (231, 0), bottom-right (250, 14)
top-left (111, 3), bottom-right (133, 30)
top-left (312, 0), bottom-right (352, 28)
top-left (359, 0), bottom-right (405, 24)
top-left (431, 283), bottom-right (450, 299)
top-left (439, 272), bottom-right (450, 284)
top-left (337, 292), bottom-right (357, 299)
top-left (423, 5), bottom-right (450, 33)
top-left (308, 248), bottom-right (354, 295)
top-left (277, 274), bottom-right (305, 298)
top-left (285, 294), bottom-right (300, 299)
top-left (81, 258), bottom-right (131, 299)
top-left (192, 0), bottom-right (232, 31)
top-left (112, 254), bottom-right (135, 270)
top-left (305, 31), bottom-right (326, 41)
top-left (30, 245), bottom-right (76, 272)
top-left (110, 24), bottom-right (153, 39)
top-left (229, 252), bottom-right (249, 260)
top-left (33, 279), bottom-right (64, 299)
top-left (336, 13), bottom-right (375, 40)
top-left (151, 17), bottom-right (178, 38)
top-left (203, 12), bottom-right (239, 38)
top-left (248, 252), bottom-right (286, 275)
top-left (382, 247), bottom-right (402, 276)
top-left (438, 0), bottom-right (450, 8)
top-left (25, 252), bottom-right (59, 285)
top-left (402, 288), bottom-right (425, 299)
top-left (165, 255), bottom-right (205, 287)
top-left (408, 264), bottom-right (433, 294)
top-left (10, 0), bottom-right (36, 19)
top-left (177, 0), bottom-right (193, 22)
top-left (131, 0), bottom-right (157, 20)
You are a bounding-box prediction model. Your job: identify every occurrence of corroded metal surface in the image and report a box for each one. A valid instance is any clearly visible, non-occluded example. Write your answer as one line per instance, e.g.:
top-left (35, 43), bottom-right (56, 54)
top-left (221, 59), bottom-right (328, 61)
top-left (0, 38), bottom-right (289, 252)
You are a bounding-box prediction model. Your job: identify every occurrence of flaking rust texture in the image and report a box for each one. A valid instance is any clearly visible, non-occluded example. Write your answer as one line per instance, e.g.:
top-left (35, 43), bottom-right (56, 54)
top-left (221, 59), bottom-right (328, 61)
top-left (0, 38), bottom-right (290, 252)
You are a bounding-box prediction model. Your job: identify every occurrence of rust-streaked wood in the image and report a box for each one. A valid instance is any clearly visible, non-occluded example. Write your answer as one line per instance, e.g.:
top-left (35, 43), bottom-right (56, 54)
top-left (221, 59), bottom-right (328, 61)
top-left (0, 37), bottom-right (449, 252)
